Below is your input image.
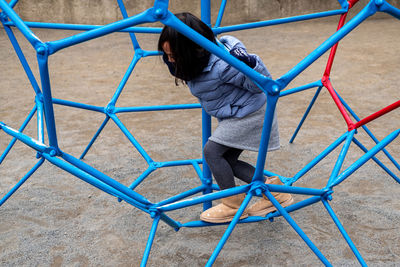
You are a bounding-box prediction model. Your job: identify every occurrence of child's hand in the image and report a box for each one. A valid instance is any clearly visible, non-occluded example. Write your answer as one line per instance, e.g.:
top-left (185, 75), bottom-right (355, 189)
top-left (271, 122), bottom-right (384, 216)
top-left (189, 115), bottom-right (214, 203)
top-left (229, 47), bottom-right (256, 68)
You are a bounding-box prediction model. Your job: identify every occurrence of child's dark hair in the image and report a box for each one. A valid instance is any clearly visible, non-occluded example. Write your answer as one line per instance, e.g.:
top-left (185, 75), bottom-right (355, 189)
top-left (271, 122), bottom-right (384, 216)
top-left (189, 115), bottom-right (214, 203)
top-left (158, 12), bottom-right (216, 82)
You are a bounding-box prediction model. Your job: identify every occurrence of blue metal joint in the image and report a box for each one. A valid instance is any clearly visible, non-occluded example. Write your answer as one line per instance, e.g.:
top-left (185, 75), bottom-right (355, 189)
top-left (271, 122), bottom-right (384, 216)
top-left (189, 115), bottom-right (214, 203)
top-left (338, 0), bottom-right (349, 10)
top-left (152, 0), bottom-right (169, 20)
top-left (322, 189), bottom-right (334, 201)
top-left (150, 162), bottom-right (161, 170)
top-left (135, 48), bottom-right (144, 57)
top-left (264, 80), bottom-right (282, 96)
top-left (35, 93), bottom-right (44, 103)
top-left (0, 12), bottom-right (8, 22)
top-left (105, 104), bottom-right (115, 115)
top-left (249, 180), bottom-right (267, 196)
top-left (374, 0), bottom-right (384, 6)
top-left (154, 9), bottom-right (166, 19)
top-left (255, 188), bottom-right (263, 197)
top-left (280, 176), bottom-right (292, 185)
top-left (36, 44), bottom-right (49, 56)
top-left (271, 84), bottom-right (280, 95)
top-left (149, 207), bottom-right (160, 219)
top-left (49, 148), bottom-right (58, 157)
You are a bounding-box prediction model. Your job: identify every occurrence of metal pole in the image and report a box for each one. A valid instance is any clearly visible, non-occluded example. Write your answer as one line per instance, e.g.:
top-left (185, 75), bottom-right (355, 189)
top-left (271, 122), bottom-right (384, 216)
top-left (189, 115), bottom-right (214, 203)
top-left (201, 0), bottom-right (213, 210)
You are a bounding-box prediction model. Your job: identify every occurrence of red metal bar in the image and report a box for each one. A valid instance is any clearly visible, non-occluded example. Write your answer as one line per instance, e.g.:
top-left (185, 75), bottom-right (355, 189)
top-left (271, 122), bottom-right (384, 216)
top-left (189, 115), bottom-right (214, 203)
top-left (323, 13), bottom-right (348, 78)
top-left (323, 0), bottom-right (360, 78)
top-left (320, 0), bottom-right (361, 131)
top-left (354, 100), bottom-right (400, 129)
top-left (348, 0), bottom-right (360, 9)
top-left (323, 78), bottom-right (355, 129)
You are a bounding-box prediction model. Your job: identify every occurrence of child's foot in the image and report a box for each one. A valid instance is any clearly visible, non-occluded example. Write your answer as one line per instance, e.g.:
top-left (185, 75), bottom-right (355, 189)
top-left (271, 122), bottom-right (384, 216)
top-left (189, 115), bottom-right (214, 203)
top-left (200, 193), bottom-right (248, 223)
top-left (247, 176), bottom-right (293, 217)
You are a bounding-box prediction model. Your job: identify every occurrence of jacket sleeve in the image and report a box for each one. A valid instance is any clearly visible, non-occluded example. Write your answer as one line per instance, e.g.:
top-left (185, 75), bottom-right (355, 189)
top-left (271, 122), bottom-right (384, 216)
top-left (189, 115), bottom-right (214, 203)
top-left (217, 54), bottom-right (271, 94)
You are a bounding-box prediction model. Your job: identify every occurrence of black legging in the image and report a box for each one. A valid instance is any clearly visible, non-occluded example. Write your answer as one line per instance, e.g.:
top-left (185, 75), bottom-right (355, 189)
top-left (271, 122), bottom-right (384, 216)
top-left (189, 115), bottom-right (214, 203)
top-left (203, 140), bottom-right (255, 190)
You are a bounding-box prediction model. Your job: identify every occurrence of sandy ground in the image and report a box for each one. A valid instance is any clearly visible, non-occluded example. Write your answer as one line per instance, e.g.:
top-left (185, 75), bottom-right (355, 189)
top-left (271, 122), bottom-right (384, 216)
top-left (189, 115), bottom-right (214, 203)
top-left (1, 13), bottom-right (400, 267)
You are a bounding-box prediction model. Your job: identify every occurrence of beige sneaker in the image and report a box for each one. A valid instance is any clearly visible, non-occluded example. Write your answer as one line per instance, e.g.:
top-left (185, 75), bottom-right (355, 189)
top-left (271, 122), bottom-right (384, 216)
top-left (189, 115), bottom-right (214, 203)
top-left (247, 177), bottom-right (293, 217)
top-left (200, 193), bottom-right (248, 223)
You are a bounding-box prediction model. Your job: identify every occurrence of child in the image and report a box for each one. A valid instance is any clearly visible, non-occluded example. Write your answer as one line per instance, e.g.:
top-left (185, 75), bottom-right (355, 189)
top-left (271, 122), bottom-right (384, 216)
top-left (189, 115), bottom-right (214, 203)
top-left (158, 12), bottom-right (293, 223)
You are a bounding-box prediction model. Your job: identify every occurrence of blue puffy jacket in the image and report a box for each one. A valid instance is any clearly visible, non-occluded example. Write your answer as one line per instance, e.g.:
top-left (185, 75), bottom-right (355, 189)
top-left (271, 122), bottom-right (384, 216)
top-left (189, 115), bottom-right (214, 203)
top-left (187, 35), bottom-right (271, 119)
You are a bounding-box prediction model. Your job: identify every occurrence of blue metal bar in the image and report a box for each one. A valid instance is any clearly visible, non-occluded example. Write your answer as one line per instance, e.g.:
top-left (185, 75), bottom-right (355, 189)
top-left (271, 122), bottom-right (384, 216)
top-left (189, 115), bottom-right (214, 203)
top-left (141, 215), bottom-right (160, 267)
top-left (119, 165), bottom-right (155, 203)
top-left (267, 195), bottom-right (322, 220)
top-left (201, 110), bottom-right (213, 211)
top-left (3, 21), bottom-right (162, 34)
top-left (109, 114), bottom-right (153, 164)
top-left (42, 153), bottom-right (150, 210)
top-left (337, 0), bottom-right (349, 9)
top-left (155, 185), bottom-right (208, 207)
top-left (36, 98), bottom-right (44, 143)
top-left (192, 161), bottom-right (220, 195)
top-left (127, 159), bottom-right (204, 191)
top-left (1, 22), bottom-right (41, 95)
top-left (159, 211), bottom-right (182, 230)
top-left (158, 159), bottom-right (202, 168)
top-left (277, 2), bottom-right (377, 89)
top-left (0, 122), bottom-right (49, 153)
top-left (279, 80), bottom-right (322, 97)
top-left (266, 183), bottom-right (326, 196)
top-left (213, 9), bottom-right (347, 34)
top-left (128, 166), bottom-right (155, 190)
top-left (0, 0), bottom-right (43, 48)
top-left (117, 167), bottom-right (155, 202)
top-left (337, 92), bottom-right (400, 171)
top-left (0, 105), bottom-right (37, 164)
top-left (322, 199), bottom-right (367, 266)
top-left (47, 8), bottom-right (156, 55)
top-left (182, 216), bottom-right (266, 228)
top-left (253, 94), bottom-right (278, 182)
top-left (291, 132), bottom-right (348, 184)
top-left (109, 54), bottom-right (141, 105)
top-left (201, 0), bottom-right (211, 26)
top-left (327, 130), bottom-right (355, 187)
top-left (361, 127), bottom-right (400, 171)
top-left (263, 189), bottom-right (332, 266)
top-left (182, 196), bottom-right (320, 227)
top-left (129, 160), bottom-right (203, 193)
top-left (60, 151), bottom-right (152, 206)
top-left (0, 158), bottom-right (45, 206)
top-left (141, 50), bottom-right (162, 57)
top-left (116, 0), bottom-right (141, 50)
top-left (80, 116), bottom-right (111, 159)
top-left (289, 86), bottom-right (323, 143)
top-left (37, 48), bottom-right (59, 150)
top-left (158, 184), bottom-right (251, 212)
top-left (206, 192), bottom-right (253, 266)
top-left (331, 129), bottom-right (400, 187)
top-left (192, 161), bottom-right (205, 180)
top-left (115, 103), bottom-right (201, 113)
top-left (214, 0), bottom-right (228, 28)
top-left (263, 169), bottom-right (281, 178)
top-left (8, 0), bottom-right (19, 8)
top-left (352, 137), bottom-right (400, 183)
top-left (378, 0), bottom-right (400, 19)
top-left (52, 98), bottom-right (105, 113)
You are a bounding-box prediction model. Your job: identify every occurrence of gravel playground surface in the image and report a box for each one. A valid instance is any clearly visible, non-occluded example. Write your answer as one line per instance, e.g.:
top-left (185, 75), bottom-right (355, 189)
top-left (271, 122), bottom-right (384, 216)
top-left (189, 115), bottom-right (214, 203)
top-left (1, 15), bottom-right (400, 267)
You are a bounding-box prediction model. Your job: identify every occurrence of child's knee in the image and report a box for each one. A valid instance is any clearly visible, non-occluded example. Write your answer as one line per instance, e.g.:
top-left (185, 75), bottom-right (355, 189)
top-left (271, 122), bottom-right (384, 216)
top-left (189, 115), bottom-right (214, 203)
top-left (203, 140), bottom-right (225, 162)
top-left (203, 141), bottom-right (214, 161)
